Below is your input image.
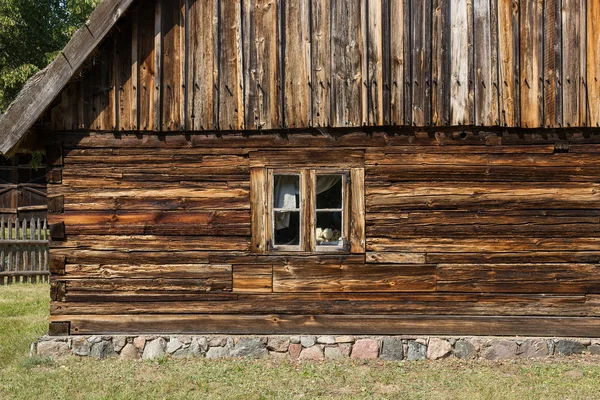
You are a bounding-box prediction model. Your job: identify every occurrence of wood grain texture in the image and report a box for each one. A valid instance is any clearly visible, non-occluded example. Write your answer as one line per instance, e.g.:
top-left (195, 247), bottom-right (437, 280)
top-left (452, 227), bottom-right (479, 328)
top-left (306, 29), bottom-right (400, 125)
top-left (311, 0), bottom-right (331, 127)
top-left (497, 0), bottom-right (520, 127)
top-left (389, 0), bottom-right (406, 125)
top-left (188, 0), bottom-right (219, 130)
top-left (520, 0), bottom-right (543, 127)
top-left (587, 0), bottom-right (600, 127)
top-left (562, 0), bottom-right (582, 127)
top-left (474, 0), bottom-right (499, 126)
top-left (450, 0), bottom-right (470, 125)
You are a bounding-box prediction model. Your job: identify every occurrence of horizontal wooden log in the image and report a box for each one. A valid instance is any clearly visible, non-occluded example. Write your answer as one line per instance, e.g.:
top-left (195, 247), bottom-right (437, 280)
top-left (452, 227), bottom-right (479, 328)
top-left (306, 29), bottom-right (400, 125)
top-left (436, 263), bottom-right (600, 294)
top-left (273, 263), bottom-right (436, 292)
top-left (63, 154), bottom-right (247, 165)
top-left (367, 237), bottom-right (600, 253)
top-left (249, 149), bottom-right (365, 168)
top-left (49, 211), bottom-right (250, 236)
top-left (367, 165), bottom-right (600, 182)
top-left (426, 251), bottom-right (600, 264)
top-left (51, 249), bottom-right (217, 265)
top-left (52, 293), bottom-right (600, 317)
top-left (366, 183), bottom-right (600, 210)
top-left (366, 153), bottom-right (600, 167)
top-left (52, 314), bottom-right (600, 336)
top-left (64, 264), bottom-right (232, 279)
top-left (63, 276), bottom-right (232, 293)
top-left (233, 265), bottom-right (273, 293)
top-left (366, 252), bottom-right (426, 264)
top-left (52, 235), bottom-right (249, 252)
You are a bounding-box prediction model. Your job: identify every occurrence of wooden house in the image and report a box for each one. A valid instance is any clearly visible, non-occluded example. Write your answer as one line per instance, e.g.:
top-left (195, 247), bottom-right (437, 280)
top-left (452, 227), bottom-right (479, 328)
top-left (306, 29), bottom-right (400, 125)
top-left (1, 0), bottom-right (600, 336)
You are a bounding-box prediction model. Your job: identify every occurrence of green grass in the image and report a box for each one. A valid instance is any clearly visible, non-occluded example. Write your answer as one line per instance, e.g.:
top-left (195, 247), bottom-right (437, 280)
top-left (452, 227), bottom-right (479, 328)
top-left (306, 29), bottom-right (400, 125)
top-left (2, 284), bottom-right (600, 399)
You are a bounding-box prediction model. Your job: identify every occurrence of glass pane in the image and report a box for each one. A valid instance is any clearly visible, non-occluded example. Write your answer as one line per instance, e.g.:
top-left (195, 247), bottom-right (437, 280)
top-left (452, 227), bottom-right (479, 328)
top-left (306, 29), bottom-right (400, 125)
top-left (316, 211), bottom-right (342, 246)
top-left (274, 211), bottom-right (300, 246)
top-left (316, 175), bottom-right (343, 209)
top-left (274, 175), bottom-right (300, 209)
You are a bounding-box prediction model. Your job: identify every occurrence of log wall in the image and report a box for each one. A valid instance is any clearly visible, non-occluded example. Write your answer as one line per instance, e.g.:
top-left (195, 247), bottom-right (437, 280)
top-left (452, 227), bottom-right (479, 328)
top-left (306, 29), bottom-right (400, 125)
top-left (46, 129), bottom-right (600, 336)
top-left (44, 0), bottom-right (600, 133)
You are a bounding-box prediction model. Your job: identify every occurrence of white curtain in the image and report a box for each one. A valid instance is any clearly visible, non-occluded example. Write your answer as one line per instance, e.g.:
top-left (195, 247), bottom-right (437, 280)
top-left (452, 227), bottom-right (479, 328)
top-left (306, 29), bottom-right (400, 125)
top-left (274, 175), bottom-right (341, 230)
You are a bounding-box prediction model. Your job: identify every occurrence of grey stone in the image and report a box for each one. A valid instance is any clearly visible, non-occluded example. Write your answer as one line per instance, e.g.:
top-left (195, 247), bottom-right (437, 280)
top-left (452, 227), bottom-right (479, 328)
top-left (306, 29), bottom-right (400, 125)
top-left (299, 345), bottom-right (324, 360)
top-left (406, 341), bottom-right (426, 360)
top-left (167, 338), bottom-right (182, 354)
top-left (172, 347), bottom-right (191, 359)
top-left (142, 338), bottom-right (166, 360)
top-left (556, 340), bottom-right (585, 356)
top-left (113, 337), bottom-right (127, 353)
top-left (454, 339), bottom-right (476, 359)
top-left (196, 337), bottom-right (209, 352)
top-left (206, 347), bottom-right (230, 359)
top-left (317, 336), bottom-right (336, 345)
top-left (300, 336), bottom-right (316, 348)
top-left (482, 340), bottom-right (518, 360)
top-left (324, 347), bottom-right (344, 360)
top-left (87, 335), bottom-right (102, 344)
top-left (119, 344), bottom-right (140, 360)
top-left (548, 339), bottom-right (556, 356)
top-left (519, 339), bottom-right (549, 359)
top-left (230, 338), bottom-right (268, 358)
top-left (71, 337), bottom-right (91, 357)
top-left (188, 339), bottom-right (205, 357)
top-left (267, 337), bottom-right (289, 352)
top-left (588, 344), bottom-right (600, 355)
top-left (290, 336), bottom-right (301, 344)
top-left (380, 338), bottom-right (404, 360)
top-left (427, 338), bottom-right (452, 360)
top-left (209, 336), bottom-right (228, 347)
top-left (91, 340), bottom-right (117, 359)
top-left (178, 336), bottom-right (192, 345)
top-left (37, 340), bottom-right (70, 358)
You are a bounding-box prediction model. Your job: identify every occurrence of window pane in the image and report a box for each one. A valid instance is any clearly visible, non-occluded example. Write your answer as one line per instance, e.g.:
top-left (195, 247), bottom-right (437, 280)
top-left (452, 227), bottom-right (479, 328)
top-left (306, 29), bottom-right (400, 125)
top-left (316, 211), bottom-right (342, 246)
top-left (316, 175), bottom-right (343, 209)
top-left (274, 175), bottom-right (300, 209)
top-left (274, 211), bottom-right (300, 245)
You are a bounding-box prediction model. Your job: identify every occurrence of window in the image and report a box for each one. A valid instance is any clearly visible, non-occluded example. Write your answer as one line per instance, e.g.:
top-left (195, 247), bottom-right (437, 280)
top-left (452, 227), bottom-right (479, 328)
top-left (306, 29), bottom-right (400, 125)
top-left (269, 170), bottom-right (349, 252)
top-left (250, 150), bottom-right (365, 254)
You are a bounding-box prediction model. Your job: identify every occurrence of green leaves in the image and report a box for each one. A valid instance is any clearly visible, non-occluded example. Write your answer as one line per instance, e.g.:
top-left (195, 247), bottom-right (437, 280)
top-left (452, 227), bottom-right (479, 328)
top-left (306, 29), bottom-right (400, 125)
top-left (0, 0), bottom-right (100, 111)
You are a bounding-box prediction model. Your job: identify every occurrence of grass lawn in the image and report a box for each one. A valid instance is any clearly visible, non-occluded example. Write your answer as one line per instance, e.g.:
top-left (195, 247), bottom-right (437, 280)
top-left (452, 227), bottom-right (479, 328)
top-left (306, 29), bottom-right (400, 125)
top-left (2, 284), bottom-right (600, 399)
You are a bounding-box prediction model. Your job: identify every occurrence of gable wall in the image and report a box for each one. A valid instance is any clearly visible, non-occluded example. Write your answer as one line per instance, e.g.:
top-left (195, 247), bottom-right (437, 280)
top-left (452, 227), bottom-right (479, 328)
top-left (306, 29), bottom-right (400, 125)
top-left (45, 0), bottom-right (600, 133)
top-left (46, 129), bottom-right (600, 336)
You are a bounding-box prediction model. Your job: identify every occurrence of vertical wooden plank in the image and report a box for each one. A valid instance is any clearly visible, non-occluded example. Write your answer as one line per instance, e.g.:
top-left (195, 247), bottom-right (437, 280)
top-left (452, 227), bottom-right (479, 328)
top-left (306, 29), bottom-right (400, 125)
top-left (153, 0), bottom-right (163, 130)
top-left (432, 0), bottom-right (450, 126)
top-left (520, 0), bottom-right (544, 127)
top-left (498, 0), bottom-right (520, 127)
top-left (219, 0), bottom-right (245, 130)
top-left (562, 0), bottom-right (581, 127)
top-left (474, 0), bottom-right (500, 126)
top-left (450, 0), bottom-right (470, 125)
top-left (188, 0), bottom-right (218, 130)
top-left (411, 0), bottom-right (432, 126)
top-left (101, 42), bottom-right (116, 130)
top-left (115, 15), bottom-right (135, 131)
top-left (381, 0), bottom-right (391, 125)
top-left (138, 0), bottom-right (156, 131)
top-left (244, 0), bottom-right (280, 130)
top-left (311, 0), bottom-right (331, 127)
top-left (588, 0), bottom-right (600, 126)
top-left (350, 168), bottom-right (365, 254)
top-left (389, 0), bottom-right (405, 125)
top-left (543, 0), bottom-right (562, 127)
top-left (302, 169), bottom-right (316, 252)
top-left (331, 0), bottom-right (364, 127)
top-left (161, 0), bottom-right (185, 131)
top-left (579, 0), bottom-right (587, 126)
top-left (250, 168), bottom-right (267, 253)
top-left (131, 12), bottom-right (139, 130)
top-left (367, 0), bottom-right (383, 125)
top-left (283, 0), bottom-right (311, 128)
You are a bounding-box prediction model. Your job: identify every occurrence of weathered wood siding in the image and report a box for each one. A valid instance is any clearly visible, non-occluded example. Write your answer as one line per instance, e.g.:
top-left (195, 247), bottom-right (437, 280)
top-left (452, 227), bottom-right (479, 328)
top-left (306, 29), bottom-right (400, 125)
top-left (45, 0), bottom-right (600, 132)
top-left (46, 129), bottom-right (600, 336)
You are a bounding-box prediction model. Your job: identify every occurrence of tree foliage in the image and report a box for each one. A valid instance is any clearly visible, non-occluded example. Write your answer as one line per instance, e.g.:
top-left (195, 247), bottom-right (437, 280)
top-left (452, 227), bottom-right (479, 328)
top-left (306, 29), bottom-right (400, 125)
top-left (0, 0), bottom-right (99, 112)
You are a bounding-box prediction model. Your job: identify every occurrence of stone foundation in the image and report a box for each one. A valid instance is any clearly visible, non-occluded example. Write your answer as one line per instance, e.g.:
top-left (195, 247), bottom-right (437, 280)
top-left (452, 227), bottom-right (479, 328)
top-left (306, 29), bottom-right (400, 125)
top-left (34, 335), bottom-right (600, 361)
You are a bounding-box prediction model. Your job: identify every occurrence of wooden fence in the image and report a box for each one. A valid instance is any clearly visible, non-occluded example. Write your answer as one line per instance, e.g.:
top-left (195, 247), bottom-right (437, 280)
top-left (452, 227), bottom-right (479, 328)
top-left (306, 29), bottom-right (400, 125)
top-left (0, 217), bottom-right (49, 284)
